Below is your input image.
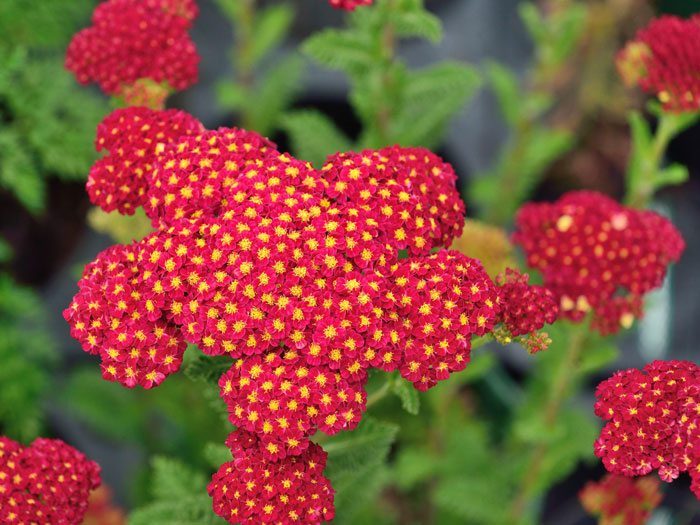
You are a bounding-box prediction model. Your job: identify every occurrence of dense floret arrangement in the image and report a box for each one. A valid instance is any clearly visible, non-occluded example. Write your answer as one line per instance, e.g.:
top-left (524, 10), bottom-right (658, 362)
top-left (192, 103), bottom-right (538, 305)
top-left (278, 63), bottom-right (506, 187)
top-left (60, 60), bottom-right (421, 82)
top-left (327, 0), bottom-right (373, 10)
top-left (513, 191), bottom-right (684, 334)
top-left (594, 360), bottom-right (700, 497)
top-left (0, 437), bottom-right (101, 524)
top-left (617, 15), bottom-right (700, 111)
top-left (495, 268), bottom-right (558, 337)
top-left (66, 0), bottom-right (200, 102)
top-left (88, 107), bottom-right (204, 214)
top-left (208, 430), bottom-right (335, 524)
top-left (64, 104), bottom-right (564, 521)
top-left (579, 474), bottom-right (662, 525)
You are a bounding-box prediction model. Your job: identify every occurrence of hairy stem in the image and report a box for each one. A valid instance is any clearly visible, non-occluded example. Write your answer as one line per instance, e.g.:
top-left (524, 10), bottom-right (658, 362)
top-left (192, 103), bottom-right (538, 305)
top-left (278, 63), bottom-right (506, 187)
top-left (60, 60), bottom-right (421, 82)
top-left (508, 324), bottom-right (588, 522)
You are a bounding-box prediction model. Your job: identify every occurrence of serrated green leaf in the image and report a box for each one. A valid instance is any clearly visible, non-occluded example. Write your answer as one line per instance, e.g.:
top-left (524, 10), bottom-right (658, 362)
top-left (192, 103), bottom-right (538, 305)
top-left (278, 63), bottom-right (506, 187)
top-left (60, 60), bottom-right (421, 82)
top-left (433, 478), bottom-right (510, 525)
top-left (184, 354), bottom-right (232, 384)
top-left (392, 378), bottom-right (420, 415)
top-left (323, 418), bottom-right (396, 524)
top-left (247, 55), bottom-right (304, 136)
top-left (390, 62), bottom-right (481, 147)
top-left (303, 29), bottom-right (374, 74)
top-left (129, 496), bottom-right (226, 525)
top-left (324, 417), bottom-right (398, 483)
top-left (281, 110), bottom-right (353, 167)
top-left (518, 3), bottom-right (546, 45)
top-left (248, 4), bottom-right (294, 67)
top-left (150, 457), bottom-right (207, 501)
top-left (203, 442), bottom-right (232, 469)
top-left (486, 62), bottom-right (521, 126)
top-left (393, 8), bottom-right (442, 43)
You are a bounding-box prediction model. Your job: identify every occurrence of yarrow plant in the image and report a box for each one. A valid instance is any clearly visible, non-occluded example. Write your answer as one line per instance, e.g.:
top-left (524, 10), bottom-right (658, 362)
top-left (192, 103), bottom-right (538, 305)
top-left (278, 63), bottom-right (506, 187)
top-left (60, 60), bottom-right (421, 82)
top-left (57, 0), bottom-right (700, 523)
top-left (0, 437), bottom-right (101, 524)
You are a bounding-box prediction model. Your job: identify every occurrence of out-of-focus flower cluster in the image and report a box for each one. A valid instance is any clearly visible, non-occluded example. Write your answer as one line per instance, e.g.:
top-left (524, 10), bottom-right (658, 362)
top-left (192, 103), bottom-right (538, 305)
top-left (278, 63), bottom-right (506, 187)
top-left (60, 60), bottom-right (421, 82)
top-left (579, 474), bottom-right (663, 525)
top-left (327, 0), bottom-right (373, 10)
top-left (83, 486), bottom-right (126, 525)
top-left (0, 437), bottom-right (101, 524)
top-left (617, 15), bottom-right (700, 112)
top-left (594, 360), bottom-right (700, 499)
top-left (514, 191), bottom-right (684, 334)
top-left (66, 0), bottom-right (199, 104)
top-left (64, 101), bottom-right (563, 521)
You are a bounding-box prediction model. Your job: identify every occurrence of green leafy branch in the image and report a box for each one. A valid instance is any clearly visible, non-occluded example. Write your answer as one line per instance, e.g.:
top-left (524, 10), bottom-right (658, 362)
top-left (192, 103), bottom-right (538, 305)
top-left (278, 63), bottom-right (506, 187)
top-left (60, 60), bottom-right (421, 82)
top-left (285, 0), bottom-right (479, 166)
top-left (472, 2), bottom-right (588, 226)
top-left (214, 0), bottom-right (303, 136)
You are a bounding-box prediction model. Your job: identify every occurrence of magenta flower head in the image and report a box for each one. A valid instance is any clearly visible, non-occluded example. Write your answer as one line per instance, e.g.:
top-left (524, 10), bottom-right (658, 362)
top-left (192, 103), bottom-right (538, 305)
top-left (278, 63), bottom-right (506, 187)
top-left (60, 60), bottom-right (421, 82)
top-left (66, 0), bottom-right (200, 103)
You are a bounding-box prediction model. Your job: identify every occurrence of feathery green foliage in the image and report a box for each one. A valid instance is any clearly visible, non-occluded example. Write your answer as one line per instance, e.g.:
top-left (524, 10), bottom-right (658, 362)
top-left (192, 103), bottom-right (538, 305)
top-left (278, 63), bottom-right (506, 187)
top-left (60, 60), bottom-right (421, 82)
top-left (0, 272), bottom-right (56, 441)
top-left (295, 0), bottom-right (479, 155)
top-left (0, 0), bottom-right (107, 214)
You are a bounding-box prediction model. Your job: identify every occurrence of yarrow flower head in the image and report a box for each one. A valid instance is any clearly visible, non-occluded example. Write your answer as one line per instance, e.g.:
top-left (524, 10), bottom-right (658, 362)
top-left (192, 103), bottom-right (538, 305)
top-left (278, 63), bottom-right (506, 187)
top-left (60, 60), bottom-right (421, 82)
top-left (617, 15), bottom-right (700, 111)
top-left (65, 114), bottom-right (506, 523)
top-left (0, 437), bottom-right (101, 524)
top-left (66, 0), bottom-right (200, 102)
top-left (513, 191), bottom-right (684, 334)
top-left (593, 360), bottom-right (700, 498)
top-left (579, 474), bottom-right (663, 525)
top-left (495, 268), bottom-right (558, 337)
top-left (327, 0), bottom-right (372, 10)
top-left (208, 430), bottom-right (335, 525)
top-left (88, 107), bottom-right (203, 215)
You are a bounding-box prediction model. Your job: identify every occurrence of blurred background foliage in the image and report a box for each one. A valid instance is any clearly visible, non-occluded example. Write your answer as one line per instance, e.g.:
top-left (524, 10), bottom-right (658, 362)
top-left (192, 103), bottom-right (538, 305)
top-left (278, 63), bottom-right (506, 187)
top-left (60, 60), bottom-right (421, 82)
top-left (1, 0), bottom-right (700, 524)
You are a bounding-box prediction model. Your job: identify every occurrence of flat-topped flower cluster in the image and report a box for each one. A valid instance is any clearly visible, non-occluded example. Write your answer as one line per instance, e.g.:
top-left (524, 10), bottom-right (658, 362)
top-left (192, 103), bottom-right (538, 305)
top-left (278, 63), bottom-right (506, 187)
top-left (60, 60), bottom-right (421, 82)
top-left (64, 106), bottom-right (560, 523)
top-left (0, 437), bottom-right (101, 524)
top-left (594, 360), bottom-right (700, 497)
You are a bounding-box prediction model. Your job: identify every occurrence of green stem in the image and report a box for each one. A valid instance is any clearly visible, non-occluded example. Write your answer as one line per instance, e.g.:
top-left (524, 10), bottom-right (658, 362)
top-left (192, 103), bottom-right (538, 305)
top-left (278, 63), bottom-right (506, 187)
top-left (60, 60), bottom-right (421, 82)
top-left (373, 0), bottom-right (396, 146)
top-left (233, 0), bottom-right (256, 128)
top-left (625, 112), bottom-right (675, 209)
top-left (366, 373), bottom-right (395, 408)
top-left (508, 324), bottom-right (588, 522)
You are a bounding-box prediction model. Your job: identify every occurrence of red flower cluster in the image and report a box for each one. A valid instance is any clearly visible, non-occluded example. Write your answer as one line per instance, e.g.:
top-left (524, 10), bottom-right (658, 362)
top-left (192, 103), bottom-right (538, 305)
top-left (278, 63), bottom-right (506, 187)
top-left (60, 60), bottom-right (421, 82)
top-left (579, 474), bottom-right (663, 525)
top-left (514, 191), bottom-right (684, 334)
top-left (88, 107), bottom-right (203, 215)
top-left (389, 252), bottom-right (500, 390)
top-left (0, 437), bottom-right (101, 524)
top-left (594, 360), bottom-right (700, 498)
top-left (66, 0), bottom-right (199, 101)
top-left (496, 268), bottom-right (558, 337)
top-left (327, 0), bottom-right (372, 10)
top-left (66, 114), bottom-right (508, 523)
top-left (208, 430), bottom-right (335, 525)
top-left (219, 351), bottom-right (366, 460)
top-left (64, 242), bottom-right (188, 388)
top-left (618, 15), bottom-right (700, 112)
top-left (322, 147), bottom-right (465, 256)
